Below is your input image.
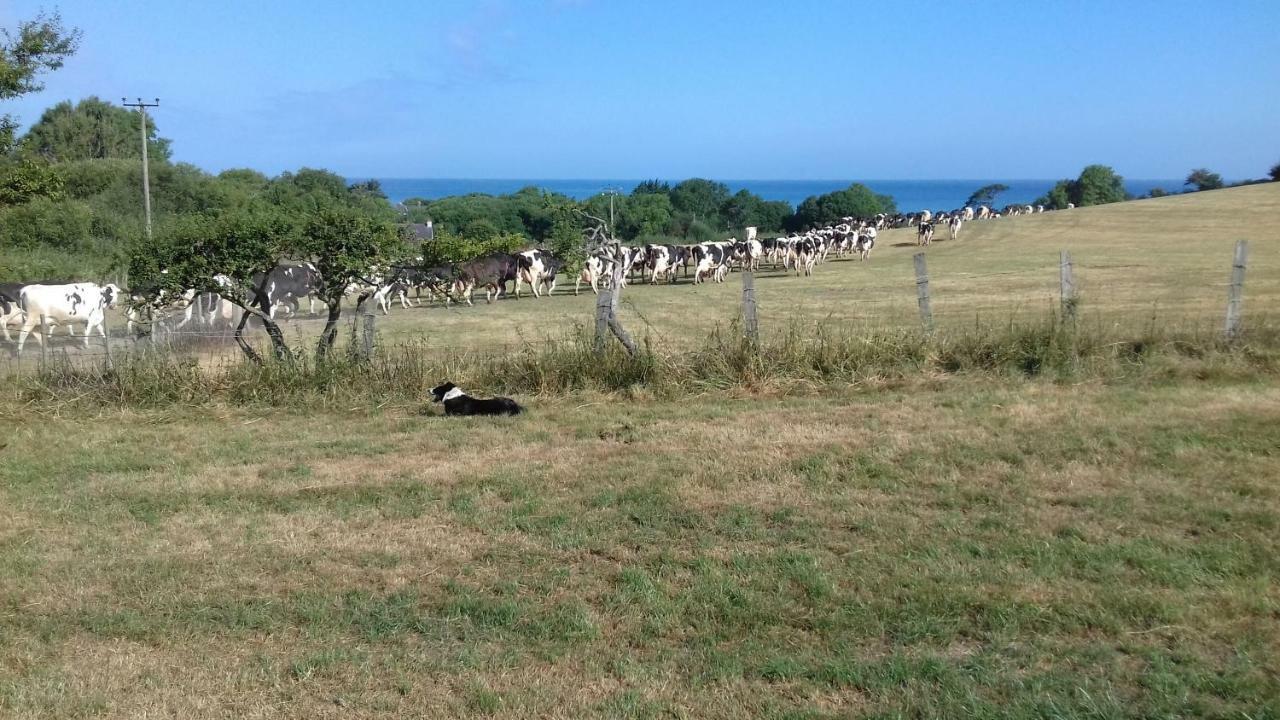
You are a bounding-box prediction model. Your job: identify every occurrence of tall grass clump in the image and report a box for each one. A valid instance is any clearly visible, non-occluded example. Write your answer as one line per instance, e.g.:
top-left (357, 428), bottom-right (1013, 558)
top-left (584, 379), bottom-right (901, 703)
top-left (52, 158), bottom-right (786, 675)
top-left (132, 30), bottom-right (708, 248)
top-left (8, 315), bottom-right (1279, 409)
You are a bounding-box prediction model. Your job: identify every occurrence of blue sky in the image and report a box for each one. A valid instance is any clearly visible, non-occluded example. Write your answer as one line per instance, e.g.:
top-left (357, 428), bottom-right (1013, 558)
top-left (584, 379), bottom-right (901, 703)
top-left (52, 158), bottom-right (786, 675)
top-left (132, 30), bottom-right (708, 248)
top-left (4, 0), bottom-right (1278, 179)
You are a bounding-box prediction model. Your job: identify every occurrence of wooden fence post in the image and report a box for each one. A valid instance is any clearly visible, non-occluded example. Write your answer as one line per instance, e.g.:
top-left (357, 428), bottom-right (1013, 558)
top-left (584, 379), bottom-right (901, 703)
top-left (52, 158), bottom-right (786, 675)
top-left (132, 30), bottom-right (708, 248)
top-left (39, 315), bottom-right (49, 366)
top-left (593, 283), bottom-right (612, 354)
top-left (1224, 239), bottom-right (1248, 339)
top-left (913, 253), bottom-right (933, 330)
top-left (1059, 250), bottom-right (1077, 321)
top-left (101, 311), bottom-right (114, 369)
top-left (593, 247), bottom-right (636, 356)
top-left (361, 311), bottom-right (376, 358)
top-left (741, 268), bottom-right (758, 343)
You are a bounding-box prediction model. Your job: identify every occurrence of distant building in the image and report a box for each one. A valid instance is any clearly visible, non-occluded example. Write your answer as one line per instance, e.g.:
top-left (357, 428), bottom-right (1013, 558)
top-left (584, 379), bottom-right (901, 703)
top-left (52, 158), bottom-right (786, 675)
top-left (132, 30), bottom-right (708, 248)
top-left (402, 220), bottom-right (434, 244)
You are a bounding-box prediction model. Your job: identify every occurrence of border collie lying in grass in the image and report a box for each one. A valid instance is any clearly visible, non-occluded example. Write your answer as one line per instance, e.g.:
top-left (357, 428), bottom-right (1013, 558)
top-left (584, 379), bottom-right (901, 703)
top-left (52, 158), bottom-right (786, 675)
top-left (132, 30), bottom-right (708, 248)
top-left (430, 382), bottom-right (524, 416)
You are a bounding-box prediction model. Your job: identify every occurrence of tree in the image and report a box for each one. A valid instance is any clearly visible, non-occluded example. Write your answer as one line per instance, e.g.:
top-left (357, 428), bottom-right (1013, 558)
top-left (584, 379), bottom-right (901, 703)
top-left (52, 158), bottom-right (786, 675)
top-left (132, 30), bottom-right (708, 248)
top-left (130, 208), bottom-right (295, 362)
top-left (1073, 164), bottom-right (1127, 206)
top-left (18, 96), bottom-right (172, 162)
top-left (669, 178), bottom-right (729, 224)
top-left (348, 178), bottom-right (386, 200)
top-left (631, 179), bottom-right (670, 195)
top-left (1035, 165), bottom-right (1127, 209)
top-left (462, 218), bottom-right (500, 242)
top-left (965, 183), bottom-right (1009, 208)
top-left (1036, 180), bottom-right (1072, 209)
top-left (1, 12), bottom-right (81, 153)
top-left (1185, 168), bottom-right (1224, 192)
top-left (790, 183), bottom-right (893, 229)
top-left (0, 158), bottom-right (63, 206)
top-left (1270, 162), bottom-right (1280, 182)
top-left (296, 208), bottom-right (401, 360)
top-left (1146, 187), bottom-right (1170, 198)
top-left (616, 192), bottom-right (673, 240)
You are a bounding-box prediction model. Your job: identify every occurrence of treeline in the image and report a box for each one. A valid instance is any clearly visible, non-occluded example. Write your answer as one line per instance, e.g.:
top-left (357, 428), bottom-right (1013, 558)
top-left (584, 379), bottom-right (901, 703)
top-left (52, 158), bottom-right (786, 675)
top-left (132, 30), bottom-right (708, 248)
top-left (402, 178), bottom-right (898, 247)
top-left (1033, 164), bottom-right (1278, 209)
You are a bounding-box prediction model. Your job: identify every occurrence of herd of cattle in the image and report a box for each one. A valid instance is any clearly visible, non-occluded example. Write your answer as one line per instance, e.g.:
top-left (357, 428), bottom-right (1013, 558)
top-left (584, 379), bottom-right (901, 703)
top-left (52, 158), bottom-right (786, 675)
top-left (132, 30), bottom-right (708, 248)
top-left (1, 202), bottom-right (1046, 352)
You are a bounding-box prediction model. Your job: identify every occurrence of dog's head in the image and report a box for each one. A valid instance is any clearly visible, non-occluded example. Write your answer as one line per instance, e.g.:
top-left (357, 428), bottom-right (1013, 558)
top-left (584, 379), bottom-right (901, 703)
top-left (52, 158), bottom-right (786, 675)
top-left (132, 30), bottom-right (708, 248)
top-left (429, 381), bottom-right (458, 403)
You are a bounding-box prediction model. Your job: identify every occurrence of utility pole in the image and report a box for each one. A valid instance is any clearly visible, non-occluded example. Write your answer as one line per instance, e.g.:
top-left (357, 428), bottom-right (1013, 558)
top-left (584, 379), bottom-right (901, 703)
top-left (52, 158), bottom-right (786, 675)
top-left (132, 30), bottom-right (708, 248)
top-left (122, 97), bottom-right (160, 238)
top-left (602, 187), bottom-right (621, 230)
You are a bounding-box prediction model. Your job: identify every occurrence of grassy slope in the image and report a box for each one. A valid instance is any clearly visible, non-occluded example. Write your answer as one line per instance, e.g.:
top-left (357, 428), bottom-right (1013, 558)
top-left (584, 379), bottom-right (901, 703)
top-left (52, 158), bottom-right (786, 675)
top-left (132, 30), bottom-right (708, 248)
top-left (5, 184), bottom-right (1278, 363)
top-left (367, 183), bottom-right (1280, 352)
top-left (2, 187), bottom-right (1280, 718)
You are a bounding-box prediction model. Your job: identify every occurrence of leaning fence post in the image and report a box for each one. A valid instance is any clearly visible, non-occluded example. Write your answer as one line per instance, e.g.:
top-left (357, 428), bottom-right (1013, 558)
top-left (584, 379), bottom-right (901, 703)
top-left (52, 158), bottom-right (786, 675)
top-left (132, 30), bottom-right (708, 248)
top-left (741, 268), bottom-right (759, 343)
top-left (1059, 250), bottom-right (1077, 321)
top-left (913, 253), bottom-right (933, 330)
top-left (1224, 239), bottom-right (1248, 339)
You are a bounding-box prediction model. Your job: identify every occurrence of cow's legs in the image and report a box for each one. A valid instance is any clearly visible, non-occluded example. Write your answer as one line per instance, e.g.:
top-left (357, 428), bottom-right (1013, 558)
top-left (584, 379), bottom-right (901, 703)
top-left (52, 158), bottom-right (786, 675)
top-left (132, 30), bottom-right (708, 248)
top-left (15, 314), bottom-right (47, 354)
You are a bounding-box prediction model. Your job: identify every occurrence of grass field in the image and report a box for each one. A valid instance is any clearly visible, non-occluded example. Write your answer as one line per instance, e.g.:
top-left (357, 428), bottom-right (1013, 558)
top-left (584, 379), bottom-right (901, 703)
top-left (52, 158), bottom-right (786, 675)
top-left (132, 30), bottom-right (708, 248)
top-left (6, 182), bottom-right (1279, 368)
top-left (271, 182), bottom-right (1280, 353)
top-left (2, 185), bottom-right (1280, 718)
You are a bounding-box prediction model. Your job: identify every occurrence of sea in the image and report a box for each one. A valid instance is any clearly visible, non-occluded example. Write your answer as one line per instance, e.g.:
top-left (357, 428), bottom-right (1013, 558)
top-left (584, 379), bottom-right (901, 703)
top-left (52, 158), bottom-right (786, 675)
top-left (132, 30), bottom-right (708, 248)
top-left (359, 178), bottom-right (1184, 212)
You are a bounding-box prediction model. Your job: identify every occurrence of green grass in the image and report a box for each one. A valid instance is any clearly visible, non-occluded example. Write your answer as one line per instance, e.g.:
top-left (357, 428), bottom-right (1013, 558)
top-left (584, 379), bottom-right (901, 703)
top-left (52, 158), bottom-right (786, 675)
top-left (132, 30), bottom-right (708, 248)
top-left (2, 378), bottom-right (1278, 717)
top-left (4, 183), bottom-right (1278, 368)
top-left (2, 186), bottom-right (1279, 717)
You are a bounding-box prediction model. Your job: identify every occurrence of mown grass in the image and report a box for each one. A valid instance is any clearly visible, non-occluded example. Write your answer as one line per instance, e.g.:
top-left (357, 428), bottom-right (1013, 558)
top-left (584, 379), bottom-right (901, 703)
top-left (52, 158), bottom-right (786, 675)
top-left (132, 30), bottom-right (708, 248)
top-left (2, 375), bottom-right (1278, 717)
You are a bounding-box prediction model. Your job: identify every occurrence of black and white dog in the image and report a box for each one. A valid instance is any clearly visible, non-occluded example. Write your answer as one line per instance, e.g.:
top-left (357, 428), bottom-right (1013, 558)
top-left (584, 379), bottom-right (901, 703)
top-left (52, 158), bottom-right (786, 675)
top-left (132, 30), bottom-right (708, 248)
top-left (429, 381), bottom-right (524, 416)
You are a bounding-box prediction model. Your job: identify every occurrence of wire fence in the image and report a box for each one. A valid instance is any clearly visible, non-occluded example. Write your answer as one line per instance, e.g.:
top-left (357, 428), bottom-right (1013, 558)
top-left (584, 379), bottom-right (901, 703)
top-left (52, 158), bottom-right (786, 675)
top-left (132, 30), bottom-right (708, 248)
top-left (2, 241), bottom-right (1269, 376)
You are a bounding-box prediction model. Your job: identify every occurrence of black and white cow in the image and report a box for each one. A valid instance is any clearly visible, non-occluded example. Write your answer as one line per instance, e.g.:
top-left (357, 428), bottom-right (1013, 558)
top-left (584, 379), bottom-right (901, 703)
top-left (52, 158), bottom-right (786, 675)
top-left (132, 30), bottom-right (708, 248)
top-left (15, 282), bottom-right (121, 353)
top-left (917, 221), bottom-right (934, 246)
top-left (645, 244), bottom-right (686, 284)
top-left (734, 236), bottom-right (764, 271)
top-left (0, 285), bottom-right (22, 342)
top-left (575, 254), bottom-right (606, 295)
top-left (792, 239), bottom-right (817, 277)
top-left (514, 249), bottom-right (562, 298)
top-left (948, 215), bottom-right (963, 242)
top-left (854, 227), bottom-right (876, 261)
top-left (692, 242), bottom-right (733, 284)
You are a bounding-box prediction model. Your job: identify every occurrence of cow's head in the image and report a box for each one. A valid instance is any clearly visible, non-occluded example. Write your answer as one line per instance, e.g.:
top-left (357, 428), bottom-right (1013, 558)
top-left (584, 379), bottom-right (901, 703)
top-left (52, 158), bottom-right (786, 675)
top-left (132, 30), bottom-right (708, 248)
top-left (102, 283), bottom-right (122, 308)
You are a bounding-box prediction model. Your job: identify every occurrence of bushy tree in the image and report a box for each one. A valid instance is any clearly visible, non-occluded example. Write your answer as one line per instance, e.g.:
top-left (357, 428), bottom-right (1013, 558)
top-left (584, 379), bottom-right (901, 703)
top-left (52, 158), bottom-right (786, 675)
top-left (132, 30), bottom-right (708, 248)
top-left (631, 179), bottom-right (670, 195)
top-left (1270, 162), bottom-right (1280, 182)
top-left (462, 218), bottom-right (500, 242)
top-left (130, 207), bottom-right (295, 361)
top-left (0, 196), bottom-right (91, 249)
top-left (1185, 168), bottom-right (1224, 192)
top-left (965, 183), bottom-right (1009, 208)
top-left (296, 208), bottom-right (401, 359)
top-left (617, 192), bottom-right (673, 239)
top-left (0, 158), bottom-right (64, 206)
top-left (1073, 165), bottom-right (1127, 206)
top-left (1, 12), bottom-right (80, 153)
top-left (1038, 165), bottom-right (1127, 209)
top-left (1037, 180), bottom-right (1072, 209)
top-left (670, 178), bottom-right (729, 223)
top-left (19, 96), bottom-right (172, 162)
top-left (790, 183), bottom-right (893, 229)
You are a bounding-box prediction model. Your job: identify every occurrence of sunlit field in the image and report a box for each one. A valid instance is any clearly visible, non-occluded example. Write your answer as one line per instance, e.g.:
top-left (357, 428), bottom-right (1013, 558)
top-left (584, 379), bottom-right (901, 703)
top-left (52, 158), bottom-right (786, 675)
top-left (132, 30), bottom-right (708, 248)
top-left (2, 185), bottom-right (1279, 718)
top-left (6, 183), bottom-right (1278, 371)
